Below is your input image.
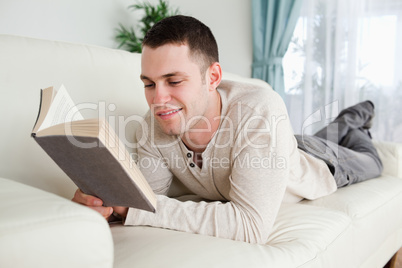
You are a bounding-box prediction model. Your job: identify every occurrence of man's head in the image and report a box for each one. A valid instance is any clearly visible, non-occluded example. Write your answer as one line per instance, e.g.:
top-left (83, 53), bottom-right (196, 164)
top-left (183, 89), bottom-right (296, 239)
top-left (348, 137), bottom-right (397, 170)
top-left (140, 16), bottom-right (222, 144)
top-left (142, 15), bottom-right (219, 76)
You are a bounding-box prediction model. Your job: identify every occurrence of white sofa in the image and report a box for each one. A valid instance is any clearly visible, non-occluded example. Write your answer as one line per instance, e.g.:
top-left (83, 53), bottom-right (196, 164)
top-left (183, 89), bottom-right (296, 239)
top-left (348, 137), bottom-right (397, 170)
top-left (1, 34), bottom-right (402, 268)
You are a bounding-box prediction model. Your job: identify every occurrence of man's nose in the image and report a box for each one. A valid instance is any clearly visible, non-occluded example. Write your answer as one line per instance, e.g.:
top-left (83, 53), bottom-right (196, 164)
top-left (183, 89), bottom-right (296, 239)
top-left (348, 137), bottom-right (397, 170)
top-left (153, 85), bottom-right (171, 104)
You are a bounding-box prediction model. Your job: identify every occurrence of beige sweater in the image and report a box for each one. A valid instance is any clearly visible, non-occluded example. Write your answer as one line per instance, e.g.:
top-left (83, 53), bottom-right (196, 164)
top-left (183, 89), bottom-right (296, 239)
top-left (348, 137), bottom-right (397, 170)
top-left (125, 80), bottom-right (337, 244)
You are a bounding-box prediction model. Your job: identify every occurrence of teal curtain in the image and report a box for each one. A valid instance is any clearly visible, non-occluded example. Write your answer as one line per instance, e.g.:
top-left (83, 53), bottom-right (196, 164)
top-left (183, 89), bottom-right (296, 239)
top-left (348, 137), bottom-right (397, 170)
top-left (252, 0), bottom-right (302, 98)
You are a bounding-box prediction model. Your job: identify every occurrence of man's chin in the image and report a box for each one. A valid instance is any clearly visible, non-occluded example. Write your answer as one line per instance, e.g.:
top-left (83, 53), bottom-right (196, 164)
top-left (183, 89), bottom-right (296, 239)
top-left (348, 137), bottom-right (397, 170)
top-left (157, 122), bottom-right (184, 136)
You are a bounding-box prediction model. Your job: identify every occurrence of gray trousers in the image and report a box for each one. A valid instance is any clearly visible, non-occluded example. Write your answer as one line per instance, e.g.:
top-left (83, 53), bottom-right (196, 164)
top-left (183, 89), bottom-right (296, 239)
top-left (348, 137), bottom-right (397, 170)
top-left (295, 101), bottom-right (383, 188)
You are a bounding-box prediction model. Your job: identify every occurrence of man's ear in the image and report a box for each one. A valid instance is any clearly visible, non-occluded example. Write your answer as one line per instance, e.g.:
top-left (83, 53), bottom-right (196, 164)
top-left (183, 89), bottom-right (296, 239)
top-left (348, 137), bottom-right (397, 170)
top-left (208, 62), bottom-right (222, 91)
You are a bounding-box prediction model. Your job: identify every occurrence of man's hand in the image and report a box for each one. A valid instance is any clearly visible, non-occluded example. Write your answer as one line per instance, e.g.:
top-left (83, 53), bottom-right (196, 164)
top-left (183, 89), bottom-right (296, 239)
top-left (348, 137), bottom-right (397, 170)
top-left (72, 189), bottom-right (129, 220)
top-left (112, 206), bottom-right (129, 218)
top-left (72, 189), bottom-right (113, 219)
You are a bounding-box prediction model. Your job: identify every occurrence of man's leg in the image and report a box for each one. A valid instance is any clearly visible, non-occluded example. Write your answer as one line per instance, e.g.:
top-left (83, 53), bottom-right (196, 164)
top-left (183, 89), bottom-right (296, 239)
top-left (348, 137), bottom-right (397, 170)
top-left (314, 100), bottom-right (375, 144)
top-left (296, 100), bottom-right (383, 187)
top-left (332, 128), bottom-right (383, 186)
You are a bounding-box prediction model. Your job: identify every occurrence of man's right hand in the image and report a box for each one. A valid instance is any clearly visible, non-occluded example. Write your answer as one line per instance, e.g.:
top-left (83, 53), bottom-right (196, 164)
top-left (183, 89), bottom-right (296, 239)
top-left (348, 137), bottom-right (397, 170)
top-left (72, 189), bottom-right (113, 219)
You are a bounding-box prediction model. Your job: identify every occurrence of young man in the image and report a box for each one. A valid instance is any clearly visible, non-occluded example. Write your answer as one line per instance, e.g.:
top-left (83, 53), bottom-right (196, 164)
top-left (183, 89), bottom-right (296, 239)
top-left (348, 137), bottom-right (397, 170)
top-left (72, 15), bottom-right (382, 244)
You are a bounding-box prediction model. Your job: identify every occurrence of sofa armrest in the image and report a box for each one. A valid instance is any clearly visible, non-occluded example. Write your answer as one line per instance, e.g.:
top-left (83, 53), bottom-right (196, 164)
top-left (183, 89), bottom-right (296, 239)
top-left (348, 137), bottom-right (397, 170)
top-left (0, 177), bottom-right (113, 268)
top-left (373, 141), bottom-right (402, 178)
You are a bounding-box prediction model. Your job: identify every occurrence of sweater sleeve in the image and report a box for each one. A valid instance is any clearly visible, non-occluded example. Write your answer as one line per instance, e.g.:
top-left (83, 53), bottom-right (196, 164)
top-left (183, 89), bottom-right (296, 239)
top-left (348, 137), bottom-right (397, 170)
top-left (125, 104), bottom-right (292, 244)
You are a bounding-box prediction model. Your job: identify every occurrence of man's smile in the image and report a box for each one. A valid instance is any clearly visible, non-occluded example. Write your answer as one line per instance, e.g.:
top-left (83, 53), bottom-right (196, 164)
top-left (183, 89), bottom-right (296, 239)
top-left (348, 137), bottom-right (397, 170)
top-left (156, 108), bottom-right (183, 119)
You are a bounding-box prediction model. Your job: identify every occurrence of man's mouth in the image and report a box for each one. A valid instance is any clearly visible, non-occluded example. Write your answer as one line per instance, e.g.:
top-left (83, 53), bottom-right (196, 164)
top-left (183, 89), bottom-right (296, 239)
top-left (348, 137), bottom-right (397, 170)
top-left (156, 108), bottom-right (183, 119)
top-left (158, 108), bottom-right (182, 116)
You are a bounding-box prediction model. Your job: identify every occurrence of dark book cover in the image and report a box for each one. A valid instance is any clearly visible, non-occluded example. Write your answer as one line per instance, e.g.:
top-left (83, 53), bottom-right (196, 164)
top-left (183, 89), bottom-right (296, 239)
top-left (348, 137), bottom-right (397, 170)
top-left (34, 135), bottom-right (155, 212)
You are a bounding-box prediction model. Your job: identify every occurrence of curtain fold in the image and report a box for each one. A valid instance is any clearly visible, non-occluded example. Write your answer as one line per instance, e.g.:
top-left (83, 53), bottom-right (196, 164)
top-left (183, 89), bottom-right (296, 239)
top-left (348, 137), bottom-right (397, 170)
top-left (252, 0), bottom-right (302, 97)
top-left (283, 0), bottom-right (402, 141)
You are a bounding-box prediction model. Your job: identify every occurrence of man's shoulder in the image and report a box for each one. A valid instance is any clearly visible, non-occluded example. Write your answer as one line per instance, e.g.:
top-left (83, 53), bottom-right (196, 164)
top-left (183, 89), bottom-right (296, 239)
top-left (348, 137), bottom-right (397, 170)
top-left (218, 79), bottom-right (286, 115)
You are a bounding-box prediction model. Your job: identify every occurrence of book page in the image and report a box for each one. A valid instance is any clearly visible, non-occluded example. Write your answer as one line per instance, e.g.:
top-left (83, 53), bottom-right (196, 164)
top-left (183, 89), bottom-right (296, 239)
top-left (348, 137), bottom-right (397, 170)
top-left (32, 87), bottom-right (55, 134)
top-left (38, 85), bottom-right (84, 132)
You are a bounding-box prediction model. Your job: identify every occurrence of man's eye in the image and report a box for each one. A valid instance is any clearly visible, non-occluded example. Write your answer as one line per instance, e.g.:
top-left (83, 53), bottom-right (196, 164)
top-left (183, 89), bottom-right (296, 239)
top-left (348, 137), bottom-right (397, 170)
top-left (170, 81), bottom-right (182, 86)
top-left (144, 83), bottom-right (154, 88)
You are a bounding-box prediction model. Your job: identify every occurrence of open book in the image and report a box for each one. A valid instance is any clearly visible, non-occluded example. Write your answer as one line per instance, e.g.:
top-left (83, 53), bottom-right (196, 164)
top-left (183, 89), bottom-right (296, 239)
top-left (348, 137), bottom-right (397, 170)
top-left (31, 85), bottom-right (156, 212)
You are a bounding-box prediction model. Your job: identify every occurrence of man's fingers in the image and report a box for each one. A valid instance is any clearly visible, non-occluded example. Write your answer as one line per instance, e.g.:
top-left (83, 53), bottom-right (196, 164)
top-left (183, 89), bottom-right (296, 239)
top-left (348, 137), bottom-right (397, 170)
top-left (113, 206), bottom-right (129, 218)
top-left (72, 189), bottom-right (103, 206)
top-left (90, 206), bottom-right (113, 218)
top-left (71, 188), bottom-right (113, 219)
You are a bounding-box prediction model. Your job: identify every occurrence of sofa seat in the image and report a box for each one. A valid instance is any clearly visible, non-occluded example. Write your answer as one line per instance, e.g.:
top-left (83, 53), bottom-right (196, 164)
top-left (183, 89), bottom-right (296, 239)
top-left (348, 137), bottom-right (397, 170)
top-left (0, 177), bottom-right (114, 268)
top-left (4, 170), bottom-right (401, 268)
top-left (111, 204), bottom-right (350, 268)
top-left (302, 175), bottom-right (402, 268)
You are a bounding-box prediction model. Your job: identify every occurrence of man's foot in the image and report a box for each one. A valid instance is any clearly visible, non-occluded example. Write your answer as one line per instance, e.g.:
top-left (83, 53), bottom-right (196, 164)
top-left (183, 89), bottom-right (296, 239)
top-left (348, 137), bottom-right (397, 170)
top-left (335, 100), bottom-right (375, 130)
top-left (313, 100), bottom-right (376, 143)
top-left (362, 101), bottom-right (375, 129)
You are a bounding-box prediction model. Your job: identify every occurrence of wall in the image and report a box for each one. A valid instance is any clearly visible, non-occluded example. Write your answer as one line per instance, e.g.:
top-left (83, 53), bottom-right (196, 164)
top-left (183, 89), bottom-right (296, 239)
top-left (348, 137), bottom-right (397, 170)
top-left (0, 0), bottom-right (252, 77)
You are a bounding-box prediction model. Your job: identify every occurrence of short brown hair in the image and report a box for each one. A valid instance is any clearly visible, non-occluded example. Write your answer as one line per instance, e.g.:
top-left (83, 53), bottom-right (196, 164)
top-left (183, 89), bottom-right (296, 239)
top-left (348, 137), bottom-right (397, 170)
top-left (142, 15), bottom-right (219, 75)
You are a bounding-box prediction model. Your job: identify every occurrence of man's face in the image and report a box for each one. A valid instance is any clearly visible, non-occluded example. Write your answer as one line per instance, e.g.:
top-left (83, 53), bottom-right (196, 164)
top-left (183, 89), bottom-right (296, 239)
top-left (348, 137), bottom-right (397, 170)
top-left (140, 44), bottom-right (210, 136)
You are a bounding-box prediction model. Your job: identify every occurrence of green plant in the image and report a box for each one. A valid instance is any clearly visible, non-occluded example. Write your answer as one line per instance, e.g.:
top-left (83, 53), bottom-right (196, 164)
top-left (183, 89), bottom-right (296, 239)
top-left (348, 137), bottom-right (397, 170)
top-left (116, 0), bottom-right (180, 53)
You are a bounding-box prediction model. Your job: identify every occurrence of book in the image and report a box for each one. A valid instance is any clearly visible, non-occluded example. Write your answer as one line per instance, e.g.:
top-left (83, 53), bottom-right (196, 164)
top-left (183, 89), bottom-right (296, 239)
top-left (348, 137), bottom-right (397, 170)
top-left (31, 85), bottom-right (156, 212)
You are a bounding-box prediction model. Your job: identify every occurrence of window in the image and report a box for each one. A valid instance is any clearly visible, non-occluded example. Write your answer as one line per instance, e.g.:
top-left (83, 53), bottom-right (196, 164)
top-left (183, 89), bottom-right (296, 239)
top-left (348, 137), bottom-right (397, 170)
top-left (283, 0), bottom-right (402, 141)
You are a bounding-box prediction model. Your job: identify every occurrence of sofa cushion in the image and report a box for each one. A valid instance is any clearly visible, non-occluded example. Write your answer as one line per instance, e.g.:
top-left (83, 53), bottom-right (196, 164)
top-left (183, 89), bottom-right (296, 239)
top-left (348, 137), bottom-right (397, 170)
top-left (111, 203), bottom-right (351, 268)
top-left (301, 175), bottom-right (402, 218)
top-left (0, 177), bottom-right (114, 268)
top-left (374, 141), bottom-right (402, 178)
top-left (302, 175), bottom-right (402, 267)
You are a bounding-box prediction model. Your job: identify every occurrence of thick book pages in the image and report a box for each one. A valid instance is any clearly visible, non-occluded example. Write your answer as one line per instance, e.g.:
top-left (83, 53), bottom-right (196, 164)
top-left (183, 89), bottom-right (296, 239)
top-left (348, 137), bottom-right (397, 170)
top-left (32, 86), bottom-right (156, 212)
top-left (32, 85), bottom-right (84, 134)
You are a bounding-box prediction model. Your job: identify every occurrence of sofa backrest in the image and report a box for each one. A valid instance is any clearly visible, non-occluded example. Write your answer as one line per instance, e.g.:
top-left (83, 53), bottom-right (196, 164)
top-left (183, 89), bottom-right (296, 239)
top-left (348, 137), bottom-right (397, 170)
top-left (0, 34), bottom-right (273, 199)
top-left (0, 35), bottom-right (149, 198)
